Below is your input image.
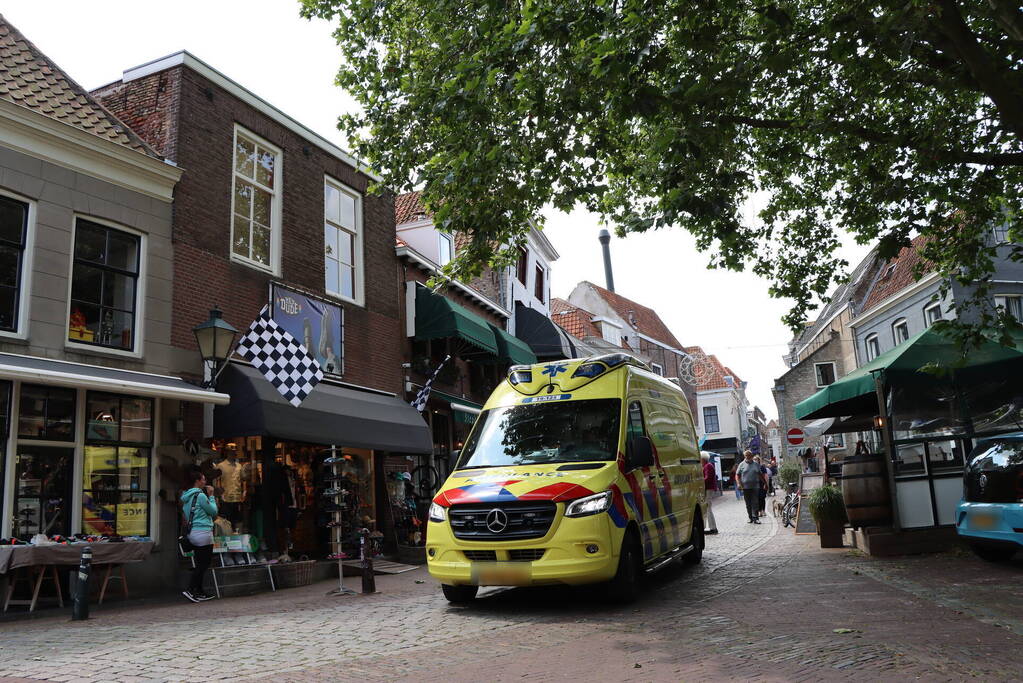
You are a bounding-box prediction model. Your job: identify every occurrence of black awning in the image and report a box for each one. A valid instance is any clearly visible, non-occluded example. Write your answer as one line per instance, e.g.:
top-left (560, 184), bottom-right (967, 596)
top-left (515, 303), bottom-right (579, 360)
top-left (702, 437), bottom-right (739, 454)
top-left (214, 364), bottom-right (432, 454)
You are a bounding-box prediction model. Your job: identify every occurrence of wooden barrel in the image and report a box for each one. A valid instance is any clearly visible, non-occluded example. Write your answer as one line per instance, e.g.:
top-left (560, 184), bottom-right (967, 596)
top-left (841, 452), bottom-right (892, 528)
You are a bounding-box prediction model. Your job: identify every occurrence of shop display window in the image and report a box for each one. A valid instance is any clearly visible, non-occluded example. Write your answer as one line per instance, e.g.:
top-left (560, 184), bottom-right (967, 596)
top-left (81, 392), bottom-right (152, 536)
top-left (926, 439), bottom-right (966, 472)
top-left (0, 381), bottom-right (9, 514)
top-left (894, 443), bottom-right (926, 476)
top-left (18, 384), bottom-right (75, 441)
top-left (12, 445), bottom-right (73, 539)
top-left (890, 382), bottom-right (964, 440)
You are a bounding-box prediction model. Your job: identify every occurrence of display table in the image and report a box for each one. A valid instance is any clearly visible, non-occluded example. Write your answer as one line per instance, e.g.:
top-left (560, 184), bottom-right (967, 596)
top-left (1, 542), bottom-right (154, 612)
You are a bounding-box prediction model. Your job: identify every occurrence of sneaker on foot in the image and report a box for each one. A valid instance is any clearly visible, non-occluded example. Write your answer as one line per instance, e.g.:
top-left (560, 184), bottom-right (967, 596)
top-left (182, 590), bottom-right (200, 603)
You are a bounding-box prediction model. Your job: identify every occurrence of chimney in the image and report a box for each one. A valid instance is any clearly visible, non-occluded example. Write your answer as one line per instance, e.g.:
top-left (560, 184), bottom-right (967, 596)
top-left (598, 229), bottom-right (615, 292)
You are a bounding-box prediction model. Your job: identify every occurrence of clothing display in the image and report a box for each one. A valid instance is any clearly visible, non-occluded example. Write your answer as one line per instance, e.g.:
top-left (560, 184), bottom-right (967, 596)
top-left (215, 458), bottom-right (245, 503)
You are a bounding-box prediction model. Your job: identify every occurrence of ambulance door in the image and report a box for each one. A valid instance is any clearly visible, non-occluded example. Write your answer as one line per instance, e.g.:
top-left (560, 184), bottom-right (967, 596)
top-left (672, 403), bottom-right (702, 544)
top-left (625, 399), bottom-right (660, 561)
top-left (645, 400), bottom-right (689, 549)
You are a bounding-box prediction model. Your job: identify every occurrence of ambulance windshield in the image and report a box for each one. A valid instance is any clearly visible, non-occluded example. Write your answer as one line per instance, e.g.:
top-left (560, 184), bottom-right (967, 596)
top-left (457, 399), bottom-right (622, 468)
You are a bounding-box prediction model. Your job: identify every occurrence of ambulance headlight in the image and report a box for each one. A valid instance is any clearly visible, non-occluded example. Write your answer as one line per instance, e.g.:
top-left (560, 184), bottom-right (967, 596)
top-left (564, 491), bottom-right (613, 518)
top-left (428, 502), bottom-right (448, 522)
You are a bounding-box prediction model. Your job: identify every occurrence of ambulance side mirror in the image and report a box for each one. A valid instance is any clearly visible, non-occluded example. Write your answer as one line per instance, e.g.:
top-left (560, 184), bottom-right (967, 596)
top-left (449, 450), bottom-right (460, 471)
top-left (627, 436), bottom-right (654, 469)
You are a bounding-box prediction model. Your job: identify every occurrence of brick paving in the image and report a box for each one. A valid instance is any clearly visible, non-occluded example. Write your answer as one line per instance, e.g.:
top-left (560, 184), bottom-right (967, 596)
top-left (0, 493), bottom-right (1020, 682)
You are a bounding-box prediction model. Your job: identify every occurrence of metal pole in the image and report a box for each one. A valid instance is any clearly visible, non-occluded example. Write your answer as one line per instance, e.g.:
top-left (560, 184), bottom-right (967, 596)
top-left (873, 372), bottom-right (901, 531)
top-left (71, 546), bottom-right (92, 621)
top-left (598, 229), bottom-right (615, 292)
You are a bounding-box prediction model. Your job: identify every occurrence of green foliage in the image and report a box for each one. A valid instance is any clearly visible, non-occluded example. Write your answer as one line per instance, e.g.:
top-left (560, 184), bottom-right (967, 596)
top-left (300, 0), bottom-right (1023, 332)
top-left (807, 484), bottom-right (847, 523)
top-left (779, 463), bottom-right (801, 488)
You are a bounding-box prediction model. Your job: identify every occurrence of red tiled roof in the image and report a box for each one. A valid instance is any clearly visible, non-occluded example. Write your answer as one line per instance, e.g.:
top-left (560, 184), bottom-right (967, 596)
top-left (686, 345), bottom-right (743, 392)
top-left (551, 298), bottom-right (605, 340)
top-left (578, 282), bottom-right (683, 348)
top-left (395, 191), bottom-right (428, 225)
top-left (395, 235), bottom-right (408, 247)
top-left (0, 16), bottom-right (160, 158)
top-left (860, 235), bottom-right (934, 312)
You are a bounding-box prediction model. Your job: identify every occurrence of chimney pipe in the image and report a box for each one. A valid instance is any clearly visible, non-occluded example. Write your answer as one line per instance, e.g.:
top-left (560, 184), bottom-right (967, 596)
top-left (598, 229), bottom-right (615, 292)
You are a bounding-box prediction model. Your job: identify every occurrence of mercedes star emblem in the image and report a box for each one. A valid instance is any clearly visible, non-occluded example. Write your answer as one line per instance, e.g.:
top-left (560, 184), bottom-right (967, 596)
top-left (486, 508), bottom-right (509, 533)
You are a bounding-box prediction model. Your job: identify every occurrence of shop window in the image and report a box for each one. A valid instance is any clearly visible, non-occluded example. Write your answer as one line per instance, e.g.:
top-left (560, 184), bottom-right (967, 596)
top-left (894, 442), bottom-right (926, 476)
top-left (703, 406), bottom-right (720, 434)
top-left (927, 439), bottom-right (965, 472)
top-left (324, 176), bottom-right (363, 303)
top-left (515, 246), bottom-right (528, 285)
top-left (12, 444), bottom-right (74, 539)
top-left (924, 302), bottom-right (942, 327)
top-left (826, 433), bottom-right (845, 449)
top-left (0, 195), bottom-right (28, 333)
top-left (0, 381), bottom-right (9, 516)
top-left (864, 334), bottom-right (880, 361)
top-left (892, 318), bottom-right (909, 345)
top-left (82, 392), bottom-right (153, 536)
top-left (18, 384), bottom-right (75, 441)
top-left (68, 219), bottom-right (140, 351)
top-left (534, 264), bottom-right (546, 303)
top-left (232, 126), bottom-right (281, 272)
top-left (814, 362), bottom-right (836, 387)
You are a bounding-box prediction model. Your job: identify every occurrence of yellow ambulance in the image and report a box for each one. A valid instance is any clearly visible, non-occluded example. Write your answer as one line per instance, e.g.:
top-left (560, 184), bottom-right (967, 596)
top-left (426, 353), bottom-right (706, 603)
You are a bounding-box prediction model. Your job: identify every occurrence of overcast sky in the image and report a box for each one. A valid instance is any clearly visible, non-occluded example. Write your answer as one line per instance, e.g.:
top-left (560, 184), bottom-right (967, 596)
top-left (4, 1), bottom-right (871, 418)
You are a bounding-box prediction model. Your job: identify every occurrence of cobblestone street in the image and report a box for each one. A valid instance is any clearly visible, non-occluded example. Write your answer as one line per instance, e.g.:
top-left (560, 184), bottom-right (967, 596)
top-left (1, 494), bottom-right (1021, 682)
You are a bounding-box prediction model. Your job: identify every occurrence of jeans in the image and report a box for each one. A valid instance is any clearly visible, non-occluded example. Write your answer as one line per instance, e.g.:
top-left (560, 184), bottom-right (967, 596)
top-left (743, 488), bottom-right (760, 520)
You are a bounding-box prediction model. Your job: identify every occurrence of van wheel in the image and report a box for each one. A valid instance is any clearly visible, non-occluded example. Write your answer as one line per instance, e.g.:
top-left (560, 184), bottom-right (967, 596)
top-left (441, 584), bottom-right (478, 603)
top-left (606, 534), bottom-right (643, 603)
top-left (971, 542), bottom-right (1018, 563)
top-left (684, 510), bottom-right (704, 566)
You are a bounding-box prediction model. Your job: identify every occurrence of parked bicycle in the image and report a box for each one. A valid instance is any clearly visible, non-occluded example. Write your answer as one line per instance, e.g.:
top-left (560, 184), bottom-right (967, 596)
top-left (781, 482), bottom-right (800, 528)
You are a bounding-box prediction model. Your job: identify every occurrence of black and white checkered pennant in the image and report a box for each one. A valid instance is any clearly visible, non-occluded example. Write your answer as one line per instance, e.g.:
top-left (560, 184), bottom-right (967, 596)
top-left (237, 306), bottom-right (322, 407)
top-left (410, 355), bottom-right (451, 413)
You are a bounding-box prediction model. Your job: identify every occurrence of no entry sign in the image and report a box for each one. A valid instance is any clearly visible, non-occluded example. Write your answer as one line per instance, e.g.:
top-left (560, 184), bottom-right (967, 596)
top-left (787, 428), bottom-right (805, 445)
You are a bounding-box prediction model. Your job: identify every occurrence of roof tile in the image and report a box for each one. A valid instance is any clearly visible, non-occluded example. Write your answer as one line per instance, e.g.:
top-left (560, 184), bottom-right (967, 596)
top-left (0, 15), bottom-right (160, 158)
top-left (860, 235), bottom-right (934, 312)
top-left (551, 297), bottom-right (605, 341)
top-left (578, 281), bottom-right (683, 348)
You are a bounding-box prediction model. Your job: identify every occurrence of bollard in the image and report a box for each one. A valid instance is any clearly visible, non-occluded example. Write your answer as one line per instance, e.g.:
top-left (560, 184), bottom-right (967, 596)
top-left (359, 529), bottom-right (376, 594)
top-left (71, 546), bottom-right (92, 621)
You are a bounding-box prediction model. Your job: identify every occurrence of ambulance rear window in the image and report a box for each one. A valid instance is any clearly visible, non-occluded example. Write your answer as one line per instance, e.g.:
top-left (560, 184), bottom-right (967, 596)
top-left (457, 399), bottom-right (622, 468)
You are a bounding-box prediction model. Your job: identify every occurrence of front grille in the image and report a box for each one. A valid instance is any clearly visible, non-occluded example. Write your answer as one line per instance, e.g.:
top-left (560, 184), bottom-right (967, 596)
top-left (449, 502), bottom-right (557, 541)
top-left (463, 550), bottom-right (497, 562)
top-left (508, 549), bottom-right (545, 562)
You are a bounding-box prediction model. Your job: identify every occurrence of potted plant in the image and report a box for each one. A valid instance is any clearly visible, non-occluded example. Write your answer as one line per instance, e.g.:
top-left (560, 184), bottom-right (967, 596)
top-left (807, 484), bottom-right (846, 548)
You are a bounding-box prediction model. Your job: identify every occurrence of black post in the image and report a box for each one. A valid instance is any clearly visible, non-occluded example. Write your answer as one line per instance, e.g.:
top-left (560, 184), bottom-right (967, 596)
top-left (360, 529), bottom-right (376, 594)
top-left (873, 372), bottom-right (901, 531)
top-left (71, 546), bottom-right (92, 621)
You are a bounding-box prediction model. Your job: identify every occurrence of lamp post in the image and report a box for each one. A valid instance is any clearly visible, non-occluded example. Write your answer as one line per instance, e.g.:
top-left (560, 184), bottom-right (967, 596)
top-left (193, 308), bottom-right (238, 389)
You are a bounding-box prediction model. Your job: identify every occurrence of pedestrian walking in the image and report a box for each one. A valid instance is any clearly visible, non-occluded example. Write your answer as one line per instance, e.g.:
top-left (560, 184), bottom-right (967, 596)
top-left (729, 460), bottom-right (743, 500)
top-left (181, 465), bottom-right (218, 602)
top-left (701, 453), bottom-right (719, 534)
top-left (754, 455), bottom-right (768, 518)
top-left (735, 451), bottom-right (767, 524)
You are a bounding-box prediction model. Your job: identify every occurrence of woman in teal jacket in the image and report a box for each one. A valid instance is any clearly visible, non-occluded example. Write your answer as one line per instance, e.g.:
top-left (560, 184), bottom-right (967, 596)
top-left (181, 465), bottom-right (218, 602)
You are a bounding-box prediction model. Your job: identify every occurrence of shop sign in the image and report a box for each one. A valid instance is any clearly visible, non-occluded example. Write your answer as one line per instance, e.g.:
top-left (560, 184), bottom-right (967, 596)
top-left (270, 284), bottom-right (344, 376)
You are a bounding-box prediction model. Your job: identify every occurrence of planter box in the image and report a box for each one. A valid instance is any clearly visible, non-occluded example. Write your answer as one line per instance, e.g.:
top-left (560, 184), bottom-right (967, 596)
top-left (817, 520), bottom-right (845, 548)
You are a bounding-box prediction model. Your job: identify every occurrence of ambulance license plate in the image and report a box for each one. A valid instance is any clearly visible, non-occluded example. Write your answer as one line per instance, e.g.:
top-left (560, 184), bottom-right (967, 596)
top-left (471, 562), bottom-right (531, 586)
top-left (971, 512), bottom-right (998, 530)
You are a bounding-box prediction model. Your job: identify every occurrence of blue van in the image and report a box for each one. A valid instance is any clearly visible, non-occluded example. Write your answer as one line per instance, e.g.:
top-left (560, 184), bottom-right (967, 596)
top-left (956, 432), bottom-right (1023, 562)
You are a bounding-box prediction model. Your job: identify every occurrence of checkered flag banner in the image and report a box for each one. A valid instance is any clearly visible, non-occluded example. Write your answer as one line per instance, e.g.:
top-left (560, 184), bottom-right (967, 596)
top-left (411, 355), bottom-right (451, 413)
top-left (236, 306), bottom-right (323, 407)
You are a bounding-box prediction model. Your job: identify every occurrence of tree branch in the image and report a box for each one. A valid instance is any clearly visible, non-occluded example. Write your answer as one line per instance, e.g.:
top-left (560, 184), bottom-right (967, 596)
top-left (932, 0), bottom-right (1023, 140)
top-left (718, 115), bottom-right (1023, 166)
top-left (987, 0), bottom-right (1023, 41)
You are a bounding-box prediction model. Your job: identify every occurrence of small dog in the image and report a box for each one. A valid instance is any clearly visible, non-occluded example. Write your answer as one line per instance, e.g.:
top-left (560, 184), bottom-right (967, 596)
top-left (771, 500), bottom-right (785, 518)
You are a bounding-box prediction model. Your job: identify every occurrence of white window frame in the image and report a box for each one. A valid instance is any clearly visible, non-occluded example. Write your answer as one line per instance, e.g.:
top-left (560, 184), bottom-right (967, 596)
top-left (865, 334), bottom-right (880, 361)
top-left (814, 362), bottom-right (836, 388)
top-left (323, 175), bottom-right (364, 306)
top-left (438, 232), bottom-right (454, 266)
top-left (65, 214), bottom-right (146, 360)
top-left (230, 125), bottom-right (283, 275)
top-left (0, 189), bottom-right (35, 341)
top-left (992, 223), bottom-right (1010, 244)
top-left (923, 301), bottom-right (942, 327)
top-left (703, 406), bottom-right (720, 434)
top-left (892, 318), bottom-right (910, 345)
top-left (994, 295), bottom-right (1023, 321)
top-left (827, 433), bottom-right (846, 449)
top-left (534, 262), bottom-right (547, 304)
top-left (650, 362), bottom-right (663, 376)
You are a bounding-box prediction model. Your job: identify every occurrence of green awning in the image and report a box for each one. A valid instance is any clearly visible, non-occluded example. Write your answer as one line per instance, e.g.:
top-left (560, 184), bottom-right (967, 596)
top-left (430, 390), bottom-right (482, 425)
top-left (413, 283), bottom-right (498, 355)
top-left (795, 327), bottom-right (1023, 420)
top-left (489, 324), bottom-right (537, 365)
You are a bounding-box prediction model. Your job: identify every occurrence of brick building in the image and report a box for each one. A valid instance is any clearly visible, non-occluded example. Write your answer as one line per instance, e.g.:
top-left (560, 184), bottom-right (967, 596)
top-left (93, 52), bottom-right (430, 571)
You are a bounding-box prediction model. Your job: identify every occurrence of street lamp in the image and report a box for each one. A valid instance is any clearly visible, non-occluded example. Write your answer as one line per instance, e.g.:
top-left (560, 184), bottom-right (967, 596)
top-left (193, 308), bottom-right (238, 389)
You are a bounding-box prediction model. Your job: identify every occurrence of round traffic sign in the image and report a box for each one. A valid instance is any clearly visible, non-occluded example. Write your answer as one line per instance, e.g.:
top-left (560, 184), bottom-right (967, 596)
top-left (787, 428), bottom-right (805, 445)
